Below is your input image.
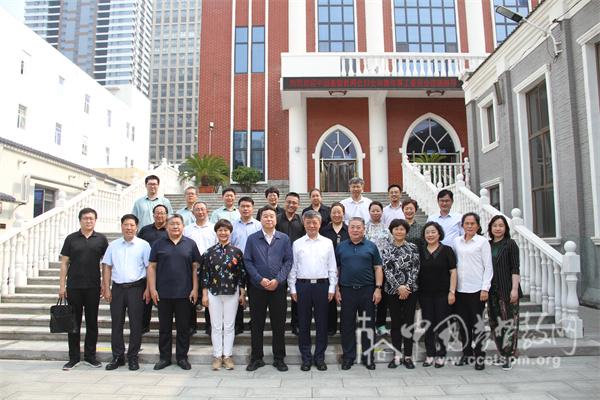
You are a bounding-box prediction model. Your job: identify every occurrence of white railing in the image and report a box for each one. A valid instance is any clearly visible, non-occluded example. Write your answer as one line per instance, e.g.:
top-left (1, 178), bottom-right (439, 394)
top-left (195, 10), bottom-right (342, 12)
top-left (281, 52), bottom-right (488, 78)
top-left (402, 155), bottom-right (583, 339)
top-left (0, 159), bottom-right (183, 301)
top-left (410, 160), bottom-right (470, 189)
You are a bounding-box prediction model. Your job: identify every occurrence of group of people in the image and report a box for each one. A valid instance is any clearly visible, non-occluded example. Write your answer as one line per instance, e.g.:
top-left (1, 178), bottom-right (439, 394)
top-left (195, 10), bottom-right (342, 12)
top-left (58, 175), bottom-right (522, 373)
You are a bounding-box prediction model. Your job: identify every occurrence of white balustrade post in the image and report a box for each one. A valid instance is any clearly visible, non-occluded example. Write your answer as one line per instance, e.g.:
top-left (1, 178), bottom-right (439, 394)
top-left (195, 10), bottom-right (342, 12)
top-left (511, 209), bottom-right (528, 294)
top-left (12, 212), bottom-right (27, 288)
top-left (529, 242), bottom-right (538, 303)
top-left (553, 261), bottom-right (562, 321)
top-left (547, 258), bottom-right (555, 316)
top-left (540, 253), bottom-right (549, 313)
top-left (562, 241), bottom-right (583, 339)
top-left (479, 188), bottom-right (490, 227)
top-left (8, 237), bottom-right (16, 294)
top-left (32, 225), bottom-right (40, 278)
top-left (463, 157), bottom-right (471, 189)
top-left (533, 247), bottom-right (542, 305)
top-left (26, 229), bottom-right (34, 279)
top-left (1, 242), bottom-right (9, 296)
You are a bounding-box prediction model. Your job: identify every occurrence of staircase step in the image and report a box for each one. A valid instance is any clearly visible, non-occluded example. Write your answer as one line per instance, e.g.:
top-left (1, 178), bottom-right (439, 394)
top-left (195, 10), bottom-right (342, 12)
top-left (16, 285), bottom-right (61, 294)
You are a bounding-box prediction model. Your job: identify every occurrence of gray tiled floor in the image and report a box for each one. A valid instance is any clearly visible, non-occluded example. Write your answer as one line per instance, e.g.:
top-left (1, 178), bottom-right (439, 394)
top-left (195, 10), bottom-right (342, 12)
top-left (0, 356), bottom-right (598, 399)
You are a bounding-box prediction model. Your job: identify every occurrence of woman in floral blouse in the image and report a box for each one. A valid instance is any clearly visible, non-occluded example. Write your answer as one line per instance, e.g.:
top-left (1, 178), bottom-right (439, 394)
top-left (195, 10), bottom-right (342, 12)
top-left (366, 201), bottom-right (393, 335)
top-left (201, 219), bottom-right (246, 371)
top-left (380, 219), bottom-right (420, 369)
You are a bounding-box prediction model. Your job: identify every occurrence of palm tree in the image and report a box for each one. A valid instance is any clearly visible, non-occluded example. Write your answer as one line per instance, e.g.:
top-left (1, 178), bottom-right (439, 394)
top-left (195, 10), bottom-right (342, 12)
top-left (179, 154), bottom-right (229, 189)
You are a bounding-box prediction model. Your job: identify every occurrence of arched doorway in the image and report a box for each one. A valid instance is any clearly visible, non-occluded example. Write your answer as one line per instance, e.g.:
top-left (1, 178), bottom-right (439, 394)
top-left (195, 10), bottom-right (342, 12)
top-left (402, 114), bottom-right (461, 163)
top-left (316, 127), bottom-right (361, 192)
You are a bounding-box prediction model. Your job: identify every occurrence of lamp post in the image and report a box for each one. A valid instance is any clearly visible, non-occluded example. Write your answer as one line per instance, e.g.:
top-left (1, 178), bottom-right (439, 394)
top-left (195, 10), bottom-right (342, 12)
top-left (495, 5), bottom-right (562, 57)
top-left (208, 121), bottom-right (214, 154)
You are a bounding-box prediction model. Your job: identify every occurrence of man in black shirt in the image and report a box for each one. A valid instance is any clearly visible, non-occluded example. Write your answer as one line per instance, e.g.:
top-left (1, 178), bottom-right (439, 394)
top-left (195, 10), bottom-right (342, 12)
top-left (138, 203), bottom-right (168, 333)
top-left (276, 192), bottom-right (305, 335)
top-left (59, 207), bottom-right (108, 371)
top-left (148, 214), bottom-right (201, 370)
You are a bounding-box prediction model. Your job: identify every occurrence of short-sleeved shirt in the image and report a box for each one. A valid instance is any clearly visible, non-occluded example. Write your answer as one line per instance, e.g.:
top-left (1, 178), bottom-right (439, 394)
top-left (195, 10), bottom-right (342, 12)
top-left (335, 238), bottom-right (382, 288)
top-left (382, 204), bottom-right (406, 228)
top-left (427, 212), bottom-right (463, 248)
top-left (132, 196), bottom-right (173, 228)
top-left (231, 218), bottom-right (262, 254)
top-left (210, 206), bottom-right (241, 223)
top-left (340, 196), bottom-right (372, 224)
top-left (149, 236), bottom-right (202, 299)
top-left (183, 222), bottom-right (217, 255)
top-left (418, 244), bottom-right (456, 295)
top-left (138, 223), bottom-right (167, 246)
top-left (60, 230), bottom-right (108, 289)
top-left (321, 223), bottom-right (349, 250)
top-left (302, 204), bottom-right (331, 227)
top-left (102, 236), bottom-right (150, 284)
top-left (276, 213), bottom-right (305, 243)
top-left (176, 206), bottom-right (195, 226)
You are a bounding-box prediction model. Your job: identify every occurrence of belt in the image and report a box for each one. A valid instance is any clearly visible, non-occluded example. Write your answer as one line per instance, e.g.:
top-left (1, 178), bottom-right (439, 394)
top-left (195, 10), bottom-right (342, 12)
top-left (340, 284), bottom-right (373, 290)
top-left (297, 278), bottom-right (329, 284)
top-left (112, 278), bottom-right (146, 289)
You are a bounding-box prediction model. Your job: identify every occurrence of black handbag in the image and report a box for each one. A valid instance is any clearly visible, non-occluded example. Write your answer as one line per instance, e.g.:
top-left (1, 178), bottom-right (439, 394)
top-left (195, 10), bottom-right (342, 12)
top-left (50, 298), bottom-right (77, 334)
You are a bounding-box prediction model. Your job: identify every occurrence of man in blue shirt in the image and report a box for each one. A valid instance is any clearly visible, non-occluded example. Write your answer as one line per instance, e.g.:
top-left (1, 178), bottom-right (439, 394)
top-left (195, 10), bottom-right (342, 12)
top-left (132, 175), bottom-right (173, 228)
top-left (176, 186), bottom-right (197, 226)
top-left (148, 214), bottom-right (201, 370)
top-left (102, 214), bottom-right (151, 371)
top-left (244, 205), bottom-right (293, 372)
top-left (335, 217), bottom-right (383, 370)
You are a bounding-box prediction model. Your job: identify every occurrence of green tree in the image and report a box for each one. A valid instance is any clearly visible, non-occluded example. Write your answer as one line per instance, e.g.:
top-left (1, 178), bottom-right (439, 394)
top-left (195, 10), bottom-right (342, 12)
top-left (231, 166), bottom-right (262, 193)
top-left (179, 154), bottom-right (229, 189)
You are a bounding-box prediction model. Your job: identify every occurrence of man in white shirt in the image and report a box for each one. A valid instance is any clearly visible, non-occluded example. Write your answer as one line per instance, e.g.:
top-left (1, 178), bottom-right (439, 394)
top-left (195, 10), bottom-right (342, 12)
top-left (176, 186), bottom-right (197, 226)
top-left (183, 201), bottom-right (217, 335)
top-left (340, 177), bottom-right (372, 224)
top-left (101, 214), bottom-right (151, 371)
top-left (289, 211), bottom-right (337, 372)
top-left (382, 184), bottom-right (405, 228)
top-left (210, 187), bottom-right (241, 223)
top-left (132, 175), bottom-right (173, 228)
top-left (427, 189), bottom-right (463, 248)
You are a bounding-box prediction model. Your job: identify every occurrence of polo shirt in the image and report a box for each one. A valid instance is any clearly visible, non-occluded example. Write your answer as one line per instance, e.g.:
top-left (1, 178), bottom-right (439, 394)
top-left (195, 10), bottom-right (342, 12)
top-left (138, 223), bottom-right (167, 246)
top-left (335, 238), bottom-right (382, 288)
top-left (382, 203), bottom-right (406, 228)
top-left (176, 206), bottom-right (195, 226)
top-left (243, 230), bottom-right (293, 289)
top-left (340, 196), bottom-right (372, 224)
top-left (149, 235), bottom-right (202, 299)
top-left (60, 230), bottom-right (108, 289)
top-left (301, 204), bottom-right (331, 227)
top-left (183, 221), bottom-right (217, 255)
top-left (276, 213), bottom-right (305, 243)
top-left (102, 236), bottom-right (150, 284)
top-left (210, 206), bottom-right (241, 223)
top-left (231, 218), bottom-right (262, 254)
top-left (132, 196), bottom-right (173, 228)
top-left (427, 212), bottom-right (463, 248)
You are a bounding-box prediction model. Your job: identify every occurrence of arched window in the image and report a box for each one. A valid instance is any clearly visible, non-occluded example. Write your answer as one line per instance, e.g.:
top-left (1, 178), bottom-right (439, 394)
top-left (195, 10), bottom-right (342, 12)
top-left (406, 117), bottom-right (457, 161)
top-left (320, 129), bottom-right (357, 159)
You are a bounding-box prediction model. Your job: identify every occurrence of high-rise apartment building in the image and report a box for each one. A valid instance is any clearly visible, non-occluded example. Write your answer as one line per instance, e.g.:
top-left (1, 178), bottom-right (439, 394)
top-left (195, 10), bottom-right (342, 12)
top-left (24, 0), bottom-right (152, 96)
top-left (148, 0), bottom-right (202, 165)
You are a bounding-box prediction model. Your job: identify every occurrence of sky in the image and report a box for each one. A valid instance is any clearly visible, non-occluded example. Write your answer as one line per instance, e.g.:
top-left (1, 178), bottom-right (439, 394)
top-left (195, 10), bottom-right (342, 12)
top-left (0, 0), bottom-right (25, 21)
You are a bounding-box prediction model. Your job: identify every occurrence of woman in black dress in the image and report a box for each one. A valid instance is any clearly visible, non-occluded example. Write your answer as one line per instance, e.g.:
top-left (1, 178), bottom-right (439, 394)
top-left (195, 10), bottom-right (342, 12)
top-left (418, 221), bottom-right (457, 368)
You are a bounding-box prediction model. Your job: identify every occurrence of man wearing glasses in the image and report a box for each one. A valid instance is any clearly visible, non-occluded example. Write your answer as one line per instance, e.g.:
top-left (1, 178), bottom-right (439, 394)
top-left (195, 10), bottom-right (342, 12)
top-left (132, 175), bottom-right (173, 228)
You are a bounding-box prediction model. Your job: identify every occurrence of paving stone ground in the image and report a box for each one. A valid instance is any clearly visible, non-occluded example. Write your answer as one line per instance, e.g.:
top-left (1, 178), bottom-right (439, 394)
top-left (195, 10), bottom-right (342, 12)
top-left (0, 356), bottom-right (598, 399)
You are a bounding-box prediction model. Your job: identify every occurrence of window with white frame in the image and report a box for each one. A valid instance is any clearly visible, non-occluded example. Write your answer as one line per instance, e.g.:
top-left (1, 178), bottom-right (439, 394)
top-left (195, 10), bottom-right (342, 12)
top-left (481, 178), bottom-right (503, 211)
top-left (54, 123), bottom-right (62, 145)
top-left (318, 0), bottom-right (355, 52)
top-left (394, 0), bottom-right (457, 52)
top-left (84, 94), bottom-right (90, 113)
top-left (478, 93), bottom-right (498, 152)
top-left (82, 136), bottom-right (88, 156)
top-left (493, 0), bottom-right (529, 45)
top-left (17, 104), bottom-right (27, 129)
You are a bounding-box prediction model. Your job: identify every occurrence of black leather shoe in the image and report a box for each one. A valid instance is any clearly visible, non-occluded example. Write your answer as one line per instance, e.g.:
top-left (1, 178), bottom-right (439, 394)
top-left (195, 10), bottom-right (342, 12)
top-left (273, 360), bottom-right (288, 372)
top-left (403, 358), bottom-right (415, 369)
top-left (422, 357), bottom-right (434, 367)
top-left (361, 359), bottom-right (376, 370)
top-left (128, 358), bottom-right (139, 371)
top-left (300, 362), bottom-right (311, 371)
top-left (455, 355), bottom-right (474, 366)
top-left (153, 359), bottom-right (172, 370)
top-left (246, 359), bottom-right (265, 371)
top-left (388, 359), bottom-right (400, 369)
top-left (105, 357), bottom-right (125, 370)
top-left (142, 327), bottom-right (150, 335)
top-left (474, 357), bottom-right (485, 371)
top-left (315, 360), bottom-right (327, 371)
top-left (177, 358), bottom-right (192, 370)
top-left (341, 360), bottom-right (353, 370)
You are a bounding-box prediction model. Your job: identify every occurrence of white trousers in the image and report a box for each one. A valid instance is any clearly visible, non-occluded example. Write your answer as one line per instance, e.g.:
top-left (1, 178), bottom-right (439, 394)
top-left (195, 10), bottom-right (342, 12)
top-left (208, 291), bottom-right (239, 358)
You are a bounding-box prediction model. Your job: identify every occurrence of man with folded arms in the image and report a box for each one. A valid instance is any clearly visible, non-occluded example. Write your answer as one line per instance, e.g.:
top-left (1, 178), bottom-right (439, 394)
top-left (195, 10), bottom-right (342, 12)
top-left (102, 214), bottom-right (151, 371)
top-left (244, 205), bottom-right (293, 372)
top-left (148, 214), bottom-right (201, 370)
top-left (288, 211), bottom-right (337, 371)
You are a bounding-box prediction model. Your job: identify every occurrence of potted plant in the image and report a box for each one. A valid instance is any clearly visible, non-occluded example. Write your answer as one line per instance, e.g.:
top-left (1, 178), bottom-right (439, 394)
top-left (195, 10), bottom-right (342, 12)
top-left (231, 166), bottom-right (262, 193)
top-left (179, 154), bottom-right (229, 193)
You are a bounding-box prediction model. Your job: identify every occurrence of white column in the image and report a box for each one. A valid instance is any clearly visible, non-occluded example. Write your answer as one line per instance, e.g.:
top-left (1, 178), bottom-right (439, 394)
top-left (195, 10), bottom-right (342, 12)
top-left (289, 94), bottom-right (308, 192)
top-left (364, 0), bottom-right (384, 52)
top-left (464, 0), bottom-right (486, 55)
top-left (368, 93), bottom-right (389, 191)
top-left (288, 0), bottom-right (307, 53)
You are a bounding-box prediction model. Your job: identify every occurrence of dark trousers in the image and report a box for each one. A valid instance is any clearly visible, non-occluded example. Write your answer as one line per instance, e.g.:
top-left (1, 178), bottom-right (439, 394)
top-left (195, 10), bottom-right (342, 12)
top-left (157, 298), bottom-right (191, 361)
top-left (340, 286), bottom-right (375, 363)
top-left (296, 281), bottom-right (329, 363)
top-left (328, 299), bottom-right (338, 334)
top-left (67, 287), bottom-right (100, 361)
top-left (455, 291), bottom-right (486, 358)
top-left (375, 293), bottom-right (389, 328)
top-left (387, 292), bottom-right (417, 357)
top-left (110, 283), bottom-right (144, 360)
top-left (291, 299), bottom-right (298, 329)
top-left (419, 292), bottom-right (451, 357)
top-left (248, 284), bottom-right (286, 362)
top-left (143, 301), bottom-right (153, 331)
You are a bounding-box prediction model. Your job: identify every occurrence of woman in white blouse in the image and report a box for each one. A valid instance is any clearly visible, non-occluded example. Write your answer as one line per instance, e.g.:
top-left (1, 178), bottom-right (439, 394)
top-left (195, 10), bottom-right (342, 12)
top-left (453, 212), bottom-right (493, 371)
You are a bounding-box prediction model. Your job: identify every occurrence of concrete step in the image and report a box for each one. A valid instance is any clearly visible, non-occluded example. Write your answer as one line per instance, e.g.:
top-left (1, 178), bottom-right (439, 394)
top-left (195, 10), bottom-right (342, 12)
top-left (16, 285), bottom-right (61, 294)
